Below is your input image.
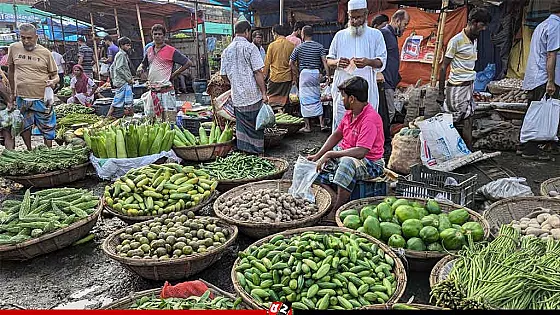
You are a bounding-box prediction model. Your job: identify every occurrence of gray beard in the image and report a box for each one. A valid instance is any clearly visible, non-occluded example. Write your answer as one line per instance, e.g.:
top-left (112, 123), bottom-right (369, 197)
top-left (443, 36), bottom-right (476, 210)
top-left (348, 22), bottom-right (367, 37)
top-left (23, 44), bottom-right (36, 51)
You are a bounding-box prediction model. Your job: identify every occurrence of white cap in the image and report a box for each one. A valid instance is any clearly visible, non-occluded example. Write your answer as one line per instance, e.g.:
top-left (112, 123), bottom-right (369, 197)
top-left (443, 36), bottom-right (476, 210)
top-left (348, 0), bottom-right (367, 11)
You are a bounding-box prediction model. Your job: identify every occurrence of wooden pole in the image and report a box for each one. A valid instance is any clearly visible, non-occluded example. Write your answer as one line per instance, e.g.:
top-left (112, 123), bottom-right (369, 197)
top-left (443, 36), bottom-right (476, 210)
top-left (430, 0), bottom-right (449, 87)
top-left (114, 8), bottom-right (120, 38)
top-left (201, 11), bottom-right (209, 79)
top-left (230, 0), bottom-right (234, 37)
top-left (279, 0), bottom-right (284, 25)
top-left (136, 3), bottom-right (146, 48)
top-left (89, 12), bottom-right (100, 80)
top-left (194, 2), bottom-right (200, 79)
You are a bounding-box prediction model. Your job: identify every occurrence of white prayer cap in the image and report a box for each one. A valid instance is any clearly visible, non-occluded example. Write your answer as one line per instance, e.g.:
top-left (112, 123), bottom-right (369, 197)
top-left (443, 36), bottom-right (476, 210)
top-left (348, 0), bottom-right (367, 11)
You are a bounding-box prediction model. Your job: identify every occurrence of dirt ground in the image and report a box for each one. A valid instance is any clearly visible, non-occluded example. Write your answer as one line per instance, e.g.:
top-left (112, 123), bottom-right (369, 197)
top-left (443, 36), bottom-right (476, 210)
top-left (1, 122), bottom-right (559, 309)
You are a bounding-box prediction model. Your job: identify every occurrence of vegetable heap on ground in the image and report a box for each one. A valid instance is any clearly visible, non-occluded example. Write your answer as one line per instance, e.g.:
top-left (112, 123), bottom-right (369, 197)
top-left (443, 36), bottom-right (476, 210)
top-left (57, 113), bottom-right (102, 129)
top-left (85, 122), bottom-right (175, 159)
top-left (57, 87), bottom-right (72, 97)
top-left (200, 152), bottom-right (276, 181)
top-left (235, 231), bottom-right (399, 310)
top-left (340, 197), bottom-right (485, 252)
top-left (114, 213), bottom-right (231, 259)
top-left (173, 121), bottom-right (233, 147)
top-left (430, 225), bottom-right (560, 310)
top-left (0, 144), bottom-right (89, 176)
top-left (131, 289), bottom-right (243, 310)
top-left (0, 188), bottom-right (99, 245)
top-left (217, 189), bottom-right (319, 223)
top-left (104, 163), bottom-right (217, 217)
top-left (55, 103), bottom-right (94, 118)
top-left (275, 113), bottom-right (304, 124)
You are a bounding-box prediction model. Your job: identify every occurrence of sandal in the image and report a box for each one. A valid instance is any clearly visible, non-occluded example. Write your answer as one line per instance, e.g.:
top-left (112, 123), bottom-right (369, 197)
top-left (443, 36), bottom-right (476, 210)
top-left (320, 126), bottom-right (330, 132)
top-left (299, 127), bottom-right (312, 133)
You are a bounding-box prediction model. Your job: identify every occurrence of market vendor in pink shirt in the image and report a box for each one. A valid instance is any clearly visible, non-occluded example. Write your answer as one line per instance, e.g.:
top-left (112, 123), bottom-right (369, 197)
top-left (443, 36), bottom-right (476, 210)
top-left (308, 76), bottom-right (385, 210)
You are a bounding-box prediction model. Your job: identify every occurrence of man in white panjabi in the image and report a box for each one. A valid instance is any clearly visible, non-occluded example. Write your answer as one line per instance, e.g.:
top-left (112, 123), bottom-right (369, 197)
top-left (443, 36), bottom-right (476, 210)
top-left (327, 0), bottom-right (387, 131)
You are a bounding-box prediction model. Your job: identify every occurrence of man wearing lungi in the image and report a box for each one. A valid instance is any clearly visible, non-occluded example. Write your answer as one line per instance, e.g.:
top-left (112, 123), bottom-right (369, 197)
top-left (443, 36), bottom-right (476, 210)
top-left (7, 23), bottom-right (59, 150)
top-left (107, 37), bottom-right (135, 119)
top-left (220, 21), bottom-right (268, 154)
top-left (264, 24), bottom-right (295, 113)
top-left (309, 77), bottom-right (385, 211)
top-left (138, 24), bottom-right (193, 120)
top-left (437, 8), bottom-right (491, 150)
top-left (289, 25), bottom-right (330, 132)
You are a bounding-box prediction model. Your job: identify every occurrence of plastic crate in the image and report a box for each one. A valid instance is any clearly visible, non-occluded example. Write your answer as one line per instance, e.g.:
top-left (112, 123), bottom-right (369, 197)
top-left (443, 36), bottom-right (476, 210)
top-left (181, 116), bottom-right (212, 135)
top-left (395, 164), bottom-right (477, 208)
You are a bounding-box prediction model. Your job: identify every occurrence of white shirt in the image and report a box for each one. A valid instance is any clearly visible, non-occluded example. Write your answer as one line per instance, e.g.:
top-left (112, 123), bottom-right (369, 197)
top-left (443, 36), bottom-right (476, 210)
top-left (523, 14), bottom-right (560, 91)
top-left (327, 26), bottom-right (387, 130)
top-left (51, 51), bottom-right (65, 74)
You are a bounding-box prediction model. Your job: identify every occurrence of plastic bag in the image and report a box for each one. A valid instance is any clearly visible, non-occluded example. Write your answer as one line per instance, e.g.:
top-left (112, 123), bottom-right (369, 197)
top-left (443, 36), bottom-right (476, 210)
top-left (140, 91), bottom-right (154, 117)
top-left (9, 109), bottom-right (23, 135)
top-left (474, 63), bottom-right (496, 92)
top-left (417, 113), bottom-right (471, 168)
top-left (520, 96), bottom-right (560, 143)
top-left (320, 84), bottom-right (332, 102)
top-left (160, 280), bottom-right (211, 299)
top-left (255, 102), bottom-right (275, 131)
top-left (44, 87), bottom-right (54, 107)
top-left (0, 109), bottom-right (10, 128)
top-left (477, 177), bottom-right (534, 201)
top-left (100, 63), bottom-right (110, 76)
top-left (288, 156), bottom-right (319, 202)
top-left (289, 85), bottom-right (299, 103)
top-left (89, 150), bottom-right (181, 181)
top-left (215, 90), bottom-right (235, 121)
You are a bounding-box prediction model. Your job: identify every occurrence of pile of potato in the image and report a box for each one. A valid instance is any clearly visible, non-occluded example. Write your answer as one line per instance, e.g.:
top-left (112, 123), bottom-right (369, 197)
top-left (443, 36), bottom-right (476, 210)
top-left (491, 78), bottom-right (523, 89)
top-left (511, 211), bottom-right (560, 240)
top-left (217, 189), bottom-right (319, 223)
top-left (491, 89), bottom-right (527, 103)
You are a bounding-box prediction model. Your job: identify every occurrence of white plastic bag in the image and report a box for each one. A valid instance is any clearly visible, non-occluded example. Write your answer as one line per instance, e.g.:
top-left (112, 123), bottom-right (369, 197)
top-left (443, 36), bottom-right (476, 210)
top-left (89, 150), bottom-right (181, 181)
top-left (9, 109), bottom-right (23, 135)
top-left (418, 113), bottom-right (471, 167)
top-left (44, 87), bottom-right (54, 107)
top-left (288, 156), bottom-right (319, 202)
top-left (477, 177), bottom-right (534, 201)
top-left (215, 90), bottom-right (236, 121)
top-left (100, 63), bottom-right (110, 76)
top-left (0, 109), bottom-right (10, 128)
top-left (320, 84), bottom-right (332, 102)
top-left (289, 85), bottom-right (299, 103)
top-left (520, 96), bottom-right (560, 143)
top-left (255, 102), bottom-right (275, 131)
top-left (141, 91), bottom-right (155, 117)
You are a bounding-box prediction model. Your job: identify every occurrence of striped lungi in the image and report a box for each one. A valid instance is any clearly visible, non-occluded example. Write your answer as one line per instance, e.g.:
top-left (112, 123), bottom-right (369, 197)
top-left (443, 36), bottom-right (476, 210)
top-left (443, 83), bottom-right (476, 122)
top-left (267, 81), bottom-right (291, 112)
top-left (299, 69), bottom-right (323, 118)
top-left (235, 101), bottom-right (264, 154)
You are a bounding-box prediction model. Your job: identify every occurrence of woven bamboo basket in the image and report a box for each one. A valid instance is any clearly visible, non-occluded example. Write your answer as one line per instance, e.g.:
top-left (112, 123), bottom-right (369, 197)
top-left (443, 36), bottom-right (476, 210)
top-left (103, 191), bottom-right (218, 224)
top-left (361, 303), bottom-right (445, 310)
top-left (335, 197), bottom-right (490, 272)
top-left (102, 279), bottom-right (251, 309)
top-left (231, 226), bottom-right (408, 310)
top-left (0, 199), bottom-right (103, 261)
top-left (172, 139), bottom-right (236, 162)
top-left (275, 122), bottom-right (304, 136)
top-left (429, 255), bottom-right (456, 289)
top-left (3, 162), bottom-right (90, 188)
top-left (482, 197), bottom-right (560, 239)
top-left (216, 157), bottom-right (289, 193)
top-left (540, 177), bottom-right (560, 197)
top-left (264, 128), bottom-right (288, 149)
top-left (102, 216), bottom-right (238, 280)
top-left (213, 180), bottom-right (332, 238)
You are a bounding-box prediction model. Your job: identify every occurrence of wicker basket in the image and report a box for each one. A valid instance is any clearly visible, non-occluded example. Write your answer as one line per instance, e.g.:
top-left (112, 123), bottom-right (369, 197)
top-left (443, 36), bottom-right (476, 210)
top-left (429, 255), bottom-right (456, 288)
top-left (216, 157), bottom-right (289, 193)
top-left (264, 129), bottom-right (288, 149)
top-left (482, 197), bottom-right (560, 239)
top-left (3, 162), bottom-right (90, 188)
top-left (213, 180), bottom-right (332, 239)
top-left (540, 177), bottom-right (560, 197)
top-left (103, 191), bottom-right (218, 224)
top-left (0, 199), bottom-right (103, 261)
top-left (231, 226), bottom-right (407, 310)
top-left (102, 216), bottom-right (238, 281)
top-left (487, 82), bottom-right (514, 95)
top-left (276, 122), bottom-right (304, 136)
top-left (361, 303), bottom-right (445, 310)
top-left (173, 139), bottom-right (236, 162)
top-left (335, 197), bottom-right (490, 271)
top-left (102, 279), bottom-right (251, 309)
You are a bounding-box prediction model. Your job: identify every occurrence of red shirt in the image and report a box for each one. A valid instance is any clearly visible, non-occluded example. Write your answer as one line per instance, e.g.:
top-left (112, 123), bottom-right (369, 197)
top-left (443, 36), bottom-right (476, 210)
top-left (337, 104), bottom-right (384, 161)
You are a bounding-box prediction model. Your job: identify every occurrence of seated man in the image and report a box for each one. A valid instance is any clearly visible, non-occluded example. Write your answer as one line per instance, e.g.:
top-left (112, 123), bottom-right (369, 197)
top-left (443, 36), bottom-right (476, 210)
top-left (308, 76), bottom-right (385, 210)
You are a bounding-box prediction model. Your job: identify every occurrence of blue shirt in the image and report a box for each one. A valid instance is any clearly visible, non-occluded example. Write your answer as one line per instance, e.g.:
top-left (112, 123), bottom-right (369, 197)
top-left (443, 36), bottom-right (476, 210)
top-left (523, 14), bottom-right (560, 91)
top-left (143, 42), bottom-right (154, 58)
top-left (380, 25), bottom-right (401, 90)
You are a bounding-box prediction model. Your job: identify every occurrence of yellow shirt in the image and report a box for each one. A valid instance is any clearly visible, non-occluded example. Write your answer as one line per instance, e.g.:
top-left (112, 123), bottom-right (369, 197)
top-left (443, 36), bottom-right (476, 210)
top-left (265, 37), bottom-right (295, 83)
top-left (7, 42), bottom-right (57, 99)
top-left (445, 30), bottom-right (477, 85)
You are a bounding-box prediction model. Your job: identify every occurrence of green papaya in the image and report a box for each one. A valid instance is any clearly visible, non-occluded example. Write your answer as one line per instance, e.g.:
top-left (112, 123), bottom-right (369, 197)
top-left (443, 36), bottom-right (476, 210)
top-left (388, 235), bottom-right (406, 248)
top-left (440, 228), bottom-right (465, 250)
top-left (426, 199), bottom-right (442, 214)
top-left (427, 242), bottom-right (444, 252)
top-left (421, 214), bottom-right (439, 228)
top-left (438, 214), bottom-right (452, 232)
top-left (383, 196), bottom-right (397, 206)
top-left (419, 226), bottom-right (439, 243)
top-left (406, 237), bottom-right (426, 251)
top-left (380, 222), bottom-right (402, 241)
top-left (363, 216), bottom-right (381, 239)
top-left (401, 219), bottom-right (423, 239)
top-left (415, 207), bottom-right (429, 218)
top-left (343, 215), bottom-right (361, 230)
top-left (391, 198), bottom-right (410, 211)
top-left (462, 222), bottom-right (484, 242)
top-left (360, 205), bottom-right (378, 222)
top-left (339, 209), bottom-right (359, 222)
top-left (395, 205), bottom-right (419, 223)
top-left (377, 202), bottom-right (394, 222)
top-left (448, 209), bottom-right (470, 225)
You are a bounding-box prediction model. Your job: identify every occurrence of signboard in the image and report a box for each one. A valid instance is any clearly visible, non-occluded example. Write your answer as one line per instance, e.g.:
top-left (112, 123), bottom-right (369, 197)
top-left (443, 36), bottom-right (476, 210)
top-left (400, 34), bottom-right (437, 64)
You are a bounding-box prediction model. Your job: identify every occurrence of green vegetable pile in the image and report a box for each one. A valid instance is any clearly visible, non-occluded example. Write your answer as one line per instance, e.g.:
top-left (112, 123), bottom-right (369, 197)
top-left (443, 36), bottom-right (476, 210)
top-left (201, 152), bottom-right (276, 180)
top-left (235, 231), bottom-right (399, 310)
top-left (275, 113), bottom-right (304, 124)
top-left (57, 86), bottom-right (72, 97)
top-left (0, 144), bottom-right (89, 176)
top-left (173, 121), bottom-right (234, 147)
top-left (57, 113), bottom-right (102, 128)
top-left (115, 214), bottom-right (231, 259)
top-left (104, 164), bottom-right (217, 217)
top-left (131, 290), bottom-right (243, 310)
top-left (340, 197), bottom-right (485, 252)
top-left (85, 122), bottom-right (175, 159)
top-left (431, 225), bottom-right (560, 310)
top-left (55, 103), bottom-right (94, 118)
top-left (0, 188), bottom-right (99, 245)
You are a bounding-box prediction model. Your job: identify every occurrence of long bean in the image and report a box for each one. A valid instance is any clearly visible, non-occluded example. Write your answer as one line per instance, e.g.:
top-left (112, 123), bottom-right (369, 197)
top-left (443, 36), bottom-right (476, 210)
top-left (200, 152), bottom-right (276, 180)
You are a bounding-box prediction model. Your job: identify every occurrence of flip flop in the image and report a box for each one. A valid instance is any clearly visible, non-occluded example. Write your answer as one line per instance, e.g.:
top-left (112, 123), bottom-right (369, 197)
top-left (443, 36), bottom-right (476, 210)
top-left (320, 126), bottom-right (330, 132)
top-left (299, 127), bottom-right (312, 133)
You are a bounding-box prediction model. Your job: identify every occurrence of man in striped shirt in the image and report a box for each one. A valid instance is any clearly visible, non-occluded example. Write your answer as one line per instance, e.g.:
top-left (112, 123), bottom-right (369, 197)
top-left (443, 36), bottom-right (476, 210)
top-left (437, 8), bottom-right (491, 150)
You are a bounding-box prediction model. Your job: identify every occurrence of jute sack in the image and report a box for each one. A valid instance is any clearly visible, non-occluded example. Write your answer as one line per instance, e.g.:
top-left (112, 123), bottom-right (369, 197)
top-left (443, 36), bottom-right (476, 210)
top-left (388, 132), bottom-right (422, 175)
